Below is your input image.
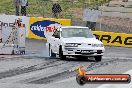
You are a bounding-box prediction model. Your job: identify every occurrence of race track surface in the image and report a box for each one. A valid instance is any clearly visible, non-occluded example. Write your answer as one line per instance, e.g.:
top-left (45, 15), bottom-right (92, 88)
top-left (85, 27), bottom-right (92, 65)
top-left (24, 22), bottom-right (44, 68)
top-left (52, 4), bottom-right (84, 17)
top-left (0, 39), bottom-right (131, 88)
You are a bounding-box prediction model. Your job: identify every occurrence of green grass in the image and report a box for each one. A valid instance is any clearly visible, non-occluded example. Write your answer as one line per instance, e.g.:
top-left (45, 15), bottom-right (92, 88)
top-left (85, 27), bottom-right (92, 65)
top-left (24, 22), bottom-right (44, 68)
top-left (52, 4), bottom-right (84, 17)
top-left (0, 0), bottom-right (110, 19)
top-left (0, 0), bottom-right (14, 14)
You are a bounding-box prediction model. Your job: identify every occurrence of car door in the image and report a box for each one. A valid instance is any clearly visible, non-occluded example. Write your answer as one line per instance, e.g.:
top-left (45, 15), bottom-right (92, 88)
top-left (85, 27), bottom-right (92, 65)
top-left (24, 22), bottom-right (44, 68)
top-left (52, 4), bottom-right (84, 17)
top-left (51, 30), bottom-right (60, 53)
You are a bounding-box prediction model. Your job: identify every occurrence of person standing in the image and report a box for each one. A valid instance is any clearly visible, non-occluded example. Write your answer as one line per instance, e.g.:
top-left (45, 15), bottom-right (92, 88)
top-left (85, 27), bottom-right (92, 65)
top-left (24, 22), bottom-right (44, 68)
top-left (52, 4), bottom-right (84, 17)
top-left (14, 0), bottom-right (20, 16)
top-left (20, 0), bottom-right (28, 16)
top-left (52, 2), bottom-right (62, 18)
top-left (122, 0), bottom-right (128, 2)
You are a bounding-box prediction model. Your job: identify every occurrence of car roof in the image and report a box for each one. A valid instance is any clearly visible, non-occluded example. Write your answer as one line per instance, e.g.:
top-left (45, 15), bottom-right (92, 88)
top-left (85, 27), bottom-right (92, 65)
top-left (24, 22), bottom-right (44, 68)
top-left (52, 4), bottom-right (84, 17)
top-left (60, 26), bottom-right (89, 29)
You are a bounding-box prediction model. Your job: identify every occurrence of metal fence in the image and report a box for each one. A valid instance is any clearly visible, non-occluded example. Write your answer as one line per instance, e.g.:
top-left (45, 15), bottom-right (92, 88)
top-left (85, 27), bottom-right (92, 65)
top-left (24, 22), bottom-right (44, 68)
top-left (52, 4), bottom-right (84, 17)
top-left (98, 23), bottom-right (132, 34)
top-left (0, 0), bottom-right (111, 24)
top-left (26, 0), bottom-right (110, 20)
top-left (1, 0), bottom-right (110, 17)
top-left (24, 0), bottom-right (132, 33)
top-left (25, 0), bottom-right (108, 26)
top-left (27, 0), bottom-right (84, 19)
top-left (4, 0), bottom-right (132, 34)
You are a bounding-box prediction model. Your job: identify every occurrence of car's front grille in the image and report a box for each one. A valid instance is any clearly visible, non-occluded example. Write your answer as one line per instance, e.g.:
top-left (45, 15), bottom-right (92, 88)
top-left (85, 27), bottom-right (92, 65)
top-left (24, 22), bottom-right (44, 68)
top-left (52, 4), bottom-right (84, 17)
top-left (75, 52), bottom-right (94, 55)
top-left (97, 50), bottom-right (102, 54)
top-left (68, 50), bottom-right (73, 51)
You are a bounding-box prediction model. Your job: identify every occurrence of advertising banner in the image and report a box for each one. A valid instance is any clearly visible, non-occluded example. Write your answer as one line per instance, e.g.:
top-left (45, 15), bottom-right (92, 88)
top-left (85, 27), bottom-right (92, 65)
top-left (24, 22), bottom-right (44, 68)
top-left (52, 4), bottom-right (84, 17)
top-left (0, 15), bottom-right (29, 37)
top-left (0, 17), bottom-right (26, 54)
top-left (28, 17), bottom-right (71, 40)
top-left (93, 31), bottom-right (132, 48)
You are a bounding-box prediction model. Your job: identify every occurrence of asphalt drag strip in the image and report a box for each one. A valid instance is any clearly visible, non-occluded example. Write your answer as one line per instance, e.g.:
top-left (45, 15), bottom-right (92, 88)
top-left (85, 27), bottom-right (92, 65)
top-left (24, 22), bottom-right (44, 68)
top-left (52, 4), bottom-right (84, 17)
top-left (0, 39), bottom-right (131, 88)
top-left (27, 57), bottom-right (132, 84)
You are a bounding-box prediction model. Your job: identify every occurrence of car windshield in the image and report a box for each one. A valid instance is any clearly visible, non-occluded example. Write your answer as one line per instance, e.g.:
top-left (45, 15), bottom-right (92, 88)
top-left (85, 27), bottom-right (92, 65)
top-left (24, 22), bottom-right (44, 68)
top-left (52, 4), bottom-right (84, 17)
top-left (61, 28), bottom-right (94, 38)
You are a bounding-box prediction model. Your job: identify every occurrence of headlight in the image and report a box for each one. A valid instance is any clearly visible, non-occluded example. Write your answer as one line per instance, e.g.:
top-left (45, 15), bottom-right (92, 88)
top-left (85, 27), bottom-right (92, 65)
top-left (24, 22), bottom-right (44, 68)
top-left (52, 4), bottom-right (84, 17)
top-left (92, 44), bottom-right (104, 47)
top-left (65, 43), bottom-right (78, 47)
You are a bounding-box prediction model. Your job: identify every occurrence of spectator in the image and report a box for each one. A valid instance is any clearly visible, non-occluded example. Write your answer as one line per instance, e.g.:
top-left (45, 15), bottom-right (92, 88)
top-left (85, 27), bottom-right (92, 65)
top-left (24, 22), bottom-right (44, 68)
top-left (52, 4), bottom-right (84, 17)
top-left (52, 2), bottom-right (62, 18)
top-left (20, 0), bottom-right (28, 16)
top-left (13, 0), bottom-right (20, 16)
top-left (122, 0), bottom-right (128, 2)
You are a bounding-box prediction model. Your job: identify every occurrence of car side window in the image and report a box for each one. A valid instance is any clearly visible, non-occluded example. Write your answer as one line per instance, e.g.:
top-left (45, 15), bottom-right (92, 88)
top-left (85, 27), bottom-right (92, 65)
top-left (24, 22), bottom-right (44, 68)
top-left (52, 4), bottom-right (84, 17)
top-left (52, 30), bottom-right (60, 38)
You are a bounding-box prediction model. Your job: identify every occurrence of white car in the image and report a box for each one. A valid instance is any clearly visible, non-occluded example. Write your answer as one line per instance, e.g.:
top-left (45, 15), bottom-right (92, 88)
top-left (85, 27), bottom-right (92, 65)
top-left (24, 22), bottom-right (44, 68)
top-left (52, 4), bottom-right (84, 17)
top-left (47, 26), bottom-right (105, 61)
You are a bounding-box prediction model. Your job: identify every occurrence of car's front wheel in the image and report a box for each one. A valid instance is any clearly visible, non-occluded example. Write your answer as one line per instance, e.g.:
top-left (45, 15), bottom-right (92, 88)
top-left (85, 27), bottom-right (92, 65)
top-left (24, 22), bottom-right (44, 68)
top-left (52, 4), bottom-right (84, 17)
top-left (59, 46), bottom-right (66, 60)
top-left (94, 56), bottom-right (102, 62)
top-left (76, 56), bottom-right (88, 60)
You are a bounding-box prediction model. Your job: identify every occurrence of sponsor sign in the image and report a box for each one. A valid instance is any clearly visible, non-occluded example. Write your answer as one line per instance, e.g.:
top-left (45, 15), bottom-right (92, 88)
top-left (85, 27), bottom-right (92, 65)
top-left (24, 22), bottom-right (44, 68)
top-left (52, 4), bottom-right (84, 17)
top-left (0, 15), bottom-right (29, 37)
top-left (0, 16), bottom-right (26, 54)
top-left (76, 66), bottom-right (131, 85)
top-left (93, 31), bottom-right (132, 48)
top-left (29, 17), bottom-right (71, 40)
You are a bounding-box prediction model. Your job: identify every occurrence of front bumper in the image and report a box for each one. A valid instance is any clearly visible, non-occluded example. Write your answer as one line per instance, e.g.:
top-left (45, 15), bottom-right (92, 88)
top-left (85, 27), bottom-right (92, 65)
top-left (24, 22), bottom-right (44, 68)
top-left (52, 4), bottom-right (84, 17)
top-left (63, 47), bottom-right (105, 56)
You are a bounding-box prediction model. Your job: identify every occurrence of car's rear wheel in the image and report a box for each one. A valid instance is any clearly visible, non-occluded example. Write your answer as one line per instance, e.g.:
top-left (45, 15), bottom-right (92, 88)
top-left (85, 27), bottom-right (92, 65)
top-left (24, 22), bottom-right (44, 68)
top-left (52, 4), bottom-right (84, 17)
top-left (94, 56), bottom-right (102, 62)
top-left (11, 50), bottom-right (15, 55)
top-left (49, 44), bottom-right (56, 57)
top-left (49, 44), bottom-right (50, 57)
top-left (59, 46), bottom-right (66, 60)
top-left (51, 49), bottom-right (56, 57)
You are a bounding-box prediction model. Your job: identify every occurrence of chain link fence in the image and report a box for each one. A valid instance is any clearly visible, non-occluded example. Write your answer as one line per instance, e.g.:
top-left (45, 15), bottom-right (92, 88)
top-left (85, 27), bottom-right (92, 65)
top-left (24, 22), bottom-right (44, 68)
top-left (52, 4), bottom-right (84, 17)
top-left (3, 0), bottom-right (132, 34)
top-left (27, 0), bottom-right (85, 20)
top-left (26, 0), bottom-right (110, 25)
top-left (27, 0), bottom-right (109, 17)
top-left (96, 17), bottom-right (132, 34)
top-left (27, 0), bottom-right (132, 34)
top-left (26, 0), bottom-right (82, 25)
top-left (0, 0), bottom-right (110, 24)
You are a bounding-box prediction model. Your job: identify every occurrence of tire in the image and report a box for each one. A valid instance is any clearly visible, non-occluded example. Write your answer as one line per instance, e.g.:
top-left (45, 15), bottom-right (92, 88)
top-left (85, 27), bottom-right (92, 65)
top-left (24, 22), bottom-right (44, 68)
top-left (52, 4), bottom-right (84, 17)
top-left (20, 50), bottom-right (25, 55)
top-left (51, 49), bottom-right (56, 57)
top-left (20, 51), bottom-right (22, 55)
top-left (94, 56), bottom-right (102, 62)
top-left (59, 46), bottom-right (66, 60)
top-left (23, 50), bottom-right (25, 54)
top-left (16, 51), bottom-right (20, 55)
top-left (49, 44), bottom-right (50, 57)
top-left (49, 44), bottom-right (56, 57)
top-left (76, 56), bottom-right (88, 60)
top-left (11, 50), bottom-right (15, 55)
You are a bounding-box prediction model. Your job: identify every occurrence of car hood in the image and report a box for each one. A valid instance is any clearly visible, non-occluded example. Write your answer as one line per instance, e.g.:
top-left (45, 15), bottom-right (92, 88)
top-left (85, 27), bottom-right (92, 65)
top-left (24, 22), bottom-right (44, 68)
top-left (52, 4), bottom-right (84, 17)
top-left (61, 37), bottom-right (103, 44)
